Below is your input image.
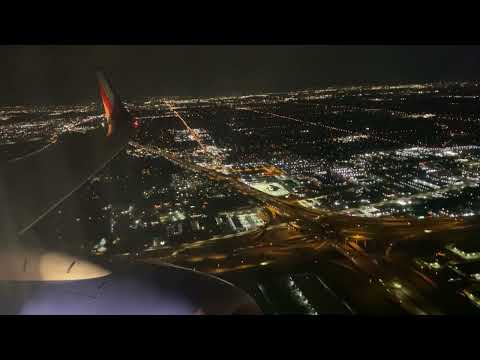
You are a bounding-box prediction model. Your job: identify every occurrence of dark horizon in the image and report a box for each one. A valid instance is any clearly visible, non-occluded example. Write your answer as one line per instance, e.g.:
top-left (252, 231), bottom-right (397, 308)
top-left (2, 45), bottom-right (480, 106)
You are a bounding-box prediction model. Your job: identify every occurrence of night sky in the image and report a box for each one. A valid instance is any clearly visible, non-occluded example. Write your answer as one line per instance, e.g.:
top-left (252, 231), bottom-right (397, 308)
top-left (1, 45), bottom-right (480, 105)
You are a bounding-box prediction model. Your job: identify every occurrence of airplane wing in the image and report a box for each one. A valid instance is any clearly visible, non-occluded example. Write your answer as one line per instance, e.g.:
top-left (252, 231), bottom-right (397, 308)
top-left (0, 71), bottom-right (136, 239)
top-left (0, 71), bottom-right (263, 315)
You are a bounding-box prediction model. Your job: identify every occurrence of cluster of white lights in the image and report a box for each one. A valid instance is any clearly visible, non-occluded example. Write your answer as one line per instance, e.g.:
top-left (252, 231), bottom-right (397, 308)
top-left (287, 276), bottom-right (318, 315)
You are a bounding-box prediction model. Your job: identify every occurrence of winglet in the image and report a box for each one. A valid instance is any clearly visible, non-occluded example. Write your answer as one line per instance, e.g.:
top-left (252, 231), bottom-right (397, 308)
top-left (96, 70), bottom-right (132, 137)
